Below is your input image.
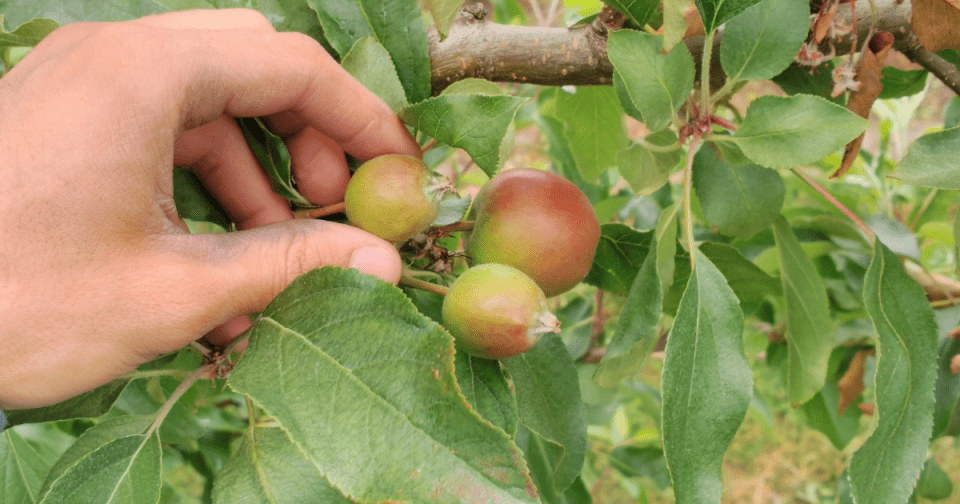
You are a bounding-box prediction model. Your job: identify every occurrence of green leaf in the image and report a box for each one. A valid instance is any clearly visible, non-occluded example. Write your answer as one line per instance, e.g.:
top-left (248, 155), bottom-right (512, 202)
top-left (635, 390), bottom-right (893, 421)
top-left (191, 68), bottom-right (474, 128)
top-left (455, 352), bottom-right (518, 437)
top-left (517, 428), bottom-right (593, 504)
top-left (0, 16), bottom-right (57, 48)
top-left (879, 67), bottom-right (928, 99)
top-left (661, 250), bottom-right (752, 504)
top-left (599, 0), bottom-right (659, 28)
top-left (661, 0), bottom-right (688, 51)
top-left (426, 0), bottom-right (462, 38)
top-left (607, 446), bottom-right (671, 489)
top-left (933, 332), bottom-right (960, 438)
top-left (442, 78), bottom-right (505, 96)
top-left (0, 0), bottom-right (163, 27)
top-left (694, 0), bottom-right (763, 33)
top-left (400, 93), bottom-right (527, 177)
top-left (593, 239), bottom-right (663, 388)
top-left (692, 147), bottom-right (785, 238)
top-left (5, 379), bottom-right (130, 428)
top-left (617, 131), bottom-right (683, 195)
top-left (915, 458), bottom-right (954, 500)
top-left (340, 37), bottom-right (408, 113)
top-left (37, 416), bottom-right (161, 504)
top-left (212, 426), bottom-right (352, 504)
top-left (1, 429), bottom-right (52, 503)
top-left (798, 347), bottom-right (864, 450)
top-left (849, 241), bottom-right (937, 504)
top-left (729, 95), bottom-right (868, 168)
top-left (307, 0), bottom-right (430, 103)
top-left (503, 335), bottom-right (587, 494)
top-left (236, 117), bottom-right (310, 207)
top-left (228, 267), bottom-right (538, 504)
top-left (772, 61), bottom-right (843, 104)
top-left (655, 201), bottom-right (680, 295)
top-left (172, 167), bottom-right (231, 230)
top-left (719, 0), bottom-right (807, 83)
top-left (607, 30), bottom-right (694, 132)
top-left (698, 242), bottom-right (778, 307)
top-left (773, 216), bottom-right (835, 406)
top-left (584, 224), bottom-right (653, 296)
top-left (891, 127), bottom-right (960, 189)
top-left (549, 86), bottom-right (630, 182)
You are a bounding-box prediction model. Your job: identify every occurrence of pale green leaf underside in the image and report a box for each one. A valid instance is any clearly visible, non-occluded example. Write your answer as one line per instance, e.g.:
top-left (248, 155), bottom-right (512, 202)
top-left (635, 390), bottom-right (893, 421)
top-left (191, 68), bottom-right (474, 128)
top-left (237, 117), bottom-right (310, 207)
top-left (617, 131), bottom-right (682, 196)
top-left (849, 242), bottom-right (937, 504)
top-left (773, 216), bottom-right (835, 406)
top-left (400, 93), bottom-right (527, 177)
top-left (228, 267), bottom-right (538, 504)
top-left (212, 426), bottom-right (352, 504)
top-left (891, 127), bottom-right (960, 189)
top-left (730, 95), bottom-right (868, 168)
top-left (662, 250), bottom-right (752, 504)
top-left (1, 430), bottom-right (51, 504)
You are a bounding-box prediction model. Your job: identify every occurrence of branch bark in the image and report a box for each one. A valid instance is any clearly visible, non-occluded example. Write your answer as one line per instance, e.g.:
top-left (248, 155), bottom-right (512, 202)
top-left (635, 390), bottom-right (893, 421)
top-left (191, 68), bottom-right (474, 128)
top-left (426, 0), bottom-right (957, 96)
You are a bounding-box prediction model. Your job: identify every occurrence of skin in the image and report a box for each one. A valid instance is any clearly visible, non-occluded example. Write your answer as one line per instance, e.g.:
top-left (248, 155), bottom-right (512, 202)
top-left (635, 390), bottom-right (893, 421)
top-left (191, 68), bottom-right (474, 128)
top-left (0, 10), bottom-right (421, 409)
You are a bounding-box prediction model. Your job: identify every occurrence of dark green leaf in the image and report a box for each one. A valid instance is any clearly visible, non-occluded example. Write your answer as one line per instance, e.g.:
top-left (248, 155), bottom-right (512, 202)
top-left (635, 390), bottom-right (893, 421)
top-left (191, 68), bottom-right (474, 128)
top-left (773, 216), bottom-right (835, 405)
top-left (891, 127), bottom-right (960, 189)
top-left (730, 95), bottom-right (868, 168)
top-left (915, 458), bottom-right (954, 500)
top-left (211, 426), bottom-right (351, 504)
top-left (662, 250), bottom-right (752, 504)
top-left (694, 0), bottom-right (763, 33)
top-left (307, 0), bottom-right (430, 103)
top-left (1, 429), bottom-right (52, 503)
top-left (5, 379), bottom-right (130, 428)
top-left (228, 267), bottom-right (538, 504)
top-left (172, 167), bottom-right (231, 230)
top-left (933, 334), bottom-right (960, 438)
top-left (584, 224), bottom-right (653, 296)
top-left (618, 131), bottom-right (683, 195)
top-left (879, 67), bottom-right (928, 99)
top-left (798, 347), bottom-right (864, 450)
top-left (698, 242), bottom-right (778, 307)
top-left (849, 242), bottom-right (937, 504)
top-left (719, 0), bottom-right (808, 82)
top-left (455, 352), bottom-right (518, 436)
top-left (772, 62), bottom-right (843, 104)
top-left (607, 446), bottom-right (671, 489)
top-left (607, 30), bottom-right (694, 132)
top-left (504, 335), bottom-right (587, 494)
top-left (655, 201), bottom-right (680, 295)
top-left (340, 36), bottom-right (407, 112)
top-left (600, 0), bottom-right (659, 30)
top-left (594, 239), bottom-right (662, 387)
top-left (38, 416), bottom-right (161, 504)
top-left (692, 147), bottom-right (785, 238)
top-left (400, 93), bottom-right (527, 177)
top-left (0, 16), bottom-right (57, 48)
top-left (236, 117), bottom-right (310, 206)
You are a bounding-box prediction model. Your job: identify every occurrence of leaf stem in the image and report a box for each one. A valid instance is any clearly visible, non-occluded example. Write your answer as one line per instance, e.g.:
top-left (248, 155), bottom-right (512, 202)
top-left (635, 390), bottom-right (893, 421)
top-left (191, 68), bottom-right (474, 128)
top-left (682, 133), bottom-right (703, 270)
top-left (699, 28), bottom-right (717, 118)
top-left (145, 364), bottom-right (215, 438)
top-left (293, 202), bottom-right (346, 220)
top-left (400, 273), bottom-right (451, 296)
top-left (119, 369), bottom-right (192, 380)
top-left (791, 167), bottom-right (875, 241)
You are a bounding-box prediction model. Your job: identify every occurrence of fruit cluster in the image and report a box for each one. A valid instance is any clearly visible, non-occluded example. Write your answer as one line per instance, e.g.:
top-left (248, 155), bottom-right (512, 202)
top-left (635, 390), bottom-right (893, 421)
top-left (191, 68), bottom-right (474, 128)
top-left (343, 155), bottom-right (600, 359)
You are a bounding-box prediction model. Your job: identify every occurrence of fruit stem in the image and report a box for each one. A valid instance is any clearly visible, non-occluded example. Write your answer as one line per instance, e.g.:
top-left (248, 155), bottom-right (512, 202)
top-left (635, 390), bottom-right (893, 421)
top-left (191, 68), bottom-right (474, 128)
top-left (400, 272), bottom-right (451, 296)
top-left (433, 220), bottom-right (475, 234)
top-left (293, 202), bottom-right (346, 219)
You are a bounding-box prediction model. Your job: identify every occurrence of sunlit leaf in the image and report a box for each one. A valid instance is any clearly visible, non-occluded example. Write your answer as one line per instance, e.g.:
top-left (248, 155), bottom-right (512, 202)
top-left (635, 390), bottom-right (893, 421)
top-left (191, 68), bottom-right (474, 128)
top-left (550, 86), bottom-right (630, 182)
top-left (662, 250), bottom-right (752, 504)
top-left (228, 267), bottom-right (539, 504)
top-left (694, 0), bottom-right (763, 33)
top-left (891, 127), bottom-right (960, 189)
top-left (0, 16), bottom-right (57, 48)
top-left (600, 0), bottom-right (659, 28)
top-left (340, 36), bottom-right (408, 113)
top-left (719, 0), bottom-right (807, 82)
top-left (848, 242), bottom-right (937, 504)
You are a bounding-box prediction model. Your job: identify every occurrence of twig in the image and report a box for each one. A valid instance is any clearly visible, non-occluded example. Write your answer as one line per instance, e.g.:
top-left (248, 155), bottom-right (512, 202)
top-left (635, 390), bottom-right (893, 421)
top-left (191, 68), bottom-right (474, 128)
top-left (293, 202), bottom-right (346, 220)
top-left (896, 31), bottom-right (960, 97)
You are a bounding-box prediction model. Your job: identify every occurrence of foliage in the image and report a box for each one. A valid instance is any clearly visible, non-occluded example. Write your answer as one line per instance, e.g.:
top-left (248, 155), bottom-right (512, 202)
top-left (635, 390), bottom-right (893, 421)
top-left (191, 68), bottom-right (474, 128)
top-left (2, 0), bottom-right (960, 502)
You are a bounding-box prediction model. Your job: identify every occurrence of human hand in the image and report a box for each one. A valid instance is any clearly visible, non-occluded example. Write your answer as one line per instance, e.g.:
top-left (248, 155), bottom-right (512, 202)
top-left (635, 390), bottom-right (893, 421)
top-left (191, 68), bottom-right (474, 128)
top-left (0, 9), bottom-right (421, 409)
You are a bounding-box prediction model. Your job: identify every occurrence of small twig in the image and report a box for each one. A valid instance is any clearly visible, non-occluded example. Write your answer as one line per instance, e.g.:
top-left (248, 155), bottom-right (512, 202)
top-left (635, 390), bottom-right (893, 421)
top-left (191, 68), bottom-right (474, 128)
top-left (896, 31), bottom-right (960, 96)
top-left (791, 168), bottom-right (875, 241)
top-left (432, 220), bottom-right (475, 234)
top-left (293, 202), bottom-right (346, 220)
top-left (145, 364), bottom-right (215, 438)
top-left (400, 273), bottom-right (451, 296)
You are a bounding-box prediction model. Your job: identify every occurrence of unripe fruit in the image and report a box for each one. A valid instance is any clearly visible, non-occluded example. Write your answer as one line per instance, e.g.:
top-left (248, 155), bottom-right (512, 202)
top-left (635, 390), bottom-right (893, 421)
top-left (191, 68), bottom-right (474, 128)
top-left (466, 169), bottom-right (600, 297)
top-left (442, 264), bottom-right (561, 360)
top-left (344, 155), bottom-right (443, 243)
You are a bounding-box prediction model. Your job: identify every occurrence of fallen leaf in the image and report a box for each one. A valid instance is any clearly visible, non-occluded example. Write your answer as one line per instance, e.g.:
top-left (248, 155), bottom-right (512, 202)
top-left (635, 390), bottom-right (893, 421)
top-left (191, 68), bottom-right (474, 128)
top-left (837, 349), bottom-right (870, 415)
top-left (912, 0), bottom-right (960, 52)
top-left (813, 0), bottom-right (839, 43)
top-left (834, 32), bottom-right (894, 178)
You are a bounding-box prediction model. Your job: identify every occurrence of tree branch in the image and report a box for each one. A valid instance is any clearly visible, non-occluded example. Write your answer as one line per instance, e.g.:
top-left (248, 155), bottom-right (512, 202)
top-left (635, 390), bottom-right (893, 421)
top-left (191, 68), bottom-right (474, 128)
top-left (895, 31), bottom-right (960, 96)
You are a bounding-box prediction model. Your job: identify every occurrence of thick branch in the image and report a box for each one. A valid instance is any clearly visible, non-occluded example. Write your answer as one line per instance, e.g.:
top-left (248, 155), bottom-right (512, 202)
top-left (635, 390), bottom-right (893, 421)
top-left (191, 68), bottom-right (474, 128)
top-left (896, 31), bottom-right (960, 96)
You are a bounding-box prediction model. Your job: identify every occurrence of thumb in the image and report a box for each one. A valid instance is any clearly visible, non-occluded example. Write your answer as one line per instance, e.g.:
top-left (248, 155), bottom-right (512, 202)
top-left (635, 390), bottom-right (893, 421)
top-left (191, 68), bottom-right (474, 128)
top-left (158, 219), bottom-right (402, 347)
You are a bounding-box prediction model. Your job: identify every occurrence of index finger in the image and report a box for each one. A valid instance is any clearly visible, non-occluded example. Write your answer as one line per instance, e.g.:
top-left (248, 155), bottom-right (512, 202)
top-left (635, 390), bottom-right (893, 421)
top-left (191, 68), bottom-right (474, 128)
top-left (134, 17), bottom-right (421, 161)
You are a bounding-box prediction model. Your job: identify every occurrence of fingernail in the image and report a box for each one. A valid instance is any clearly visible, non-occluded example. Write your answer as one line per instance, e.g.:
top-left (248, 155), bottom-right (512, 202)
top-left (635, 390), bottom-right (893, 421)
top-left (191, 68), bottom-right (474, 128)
top-left (348, 245), bottom-right (400, 283)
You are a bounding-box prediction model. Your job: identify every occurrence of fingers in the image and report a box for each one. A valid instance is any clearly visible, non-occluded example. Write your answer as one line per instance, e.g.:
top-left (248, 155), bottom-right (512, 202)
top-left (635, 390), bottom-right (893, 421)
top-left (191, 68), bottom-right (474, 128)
top-left (287, 128), bottom-right (352, 207)
top-left (150, 220), bottom-right (403, 352)
top-left (174, 116), bottom-right (292, 229)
